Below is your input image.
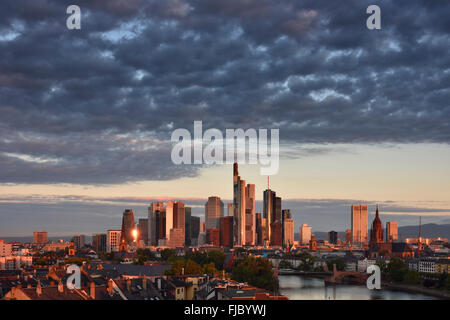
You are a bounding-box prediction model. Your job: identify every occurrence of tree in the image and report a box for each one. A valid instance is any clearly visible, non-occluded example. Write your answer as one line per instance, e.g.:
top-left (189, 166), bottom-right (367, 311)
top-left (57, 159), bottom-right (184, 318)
top-left (160, 248), bottom-right (176, 262)
top-left (437, 272), bottom-right (448, 288)
top-left (387, 258), bottom-right (408, 282)
top-left (279, 260), bottom-right (293, 269)
top-left (186, 251), bottom-right (208, 266)
top-left (165, 259), bottom-right (204, 276)
top-left (375, 260), bottom-right (388, 274)
top-left (203, 262), bottom-right (218, 276)
top-left (65, 257), bottom-right (90, 266)
top-left (403, 270), bottom-right (420, 285)
top-left (234, 247), bottom-right (247, 255)
top-left (207, 250), bottom-right (226, 270)
top-left (164, 259), bottom-right (185, 275)
top-left (298, 252), bottom-right (315, 271)
top-left (326, 258), bottom-right (346, 272)
top-left (446, 275), bottom-right (450, 291)
top-left (231, 256), bottom-right (278, 291)
top-left (185, 259), bottom-right (203, 275)
top-left (135, 248), bottom-right (156, 264)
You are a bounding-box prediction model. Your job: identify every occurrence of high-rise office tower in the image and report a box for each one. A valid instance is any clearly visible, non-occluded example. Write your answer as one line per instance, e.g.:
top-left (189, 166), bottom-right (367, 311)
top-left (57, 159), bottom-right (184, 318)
top-left (281, 209), bottom-right (291, 246)
top-left (156, 210), bottom-right (166, 240)
top-left (205, 197), bottom-right (224, 230)
top-left (92, 233), bottom-right (107, 253)
top-left (148, 202), bottom-right (165, 246)
top-left (233, 163), bottom-right (246, 246)
top-left (72, 235), bottom-right (85, 250)
top-left (255, 213), bottom-right (263, 245)
top-left (190, 216), bottom-right (200, 246)
top-left (33, 231), bottom-right (48, 245)
top-left (263, 188), bottom-right (276, 243)
top-left (328, 231), bottom-right (338, 244)
top-left (165, 201), bottom-right (175, 243)
top-left (206, 228), bottom-right (220, 246)
top-left (283, 217), bottom-right (294, 247)
top-left (227, 203), bottom-right (233, 216)
top-left (220, 216), bottom-right (234, 248)
top-left (185, 207), bottom-right (192, 246)
top-left (232, 163), bottom-right (255, 246)
top-left (138, 218), bottom-right (148, 245)
top-left (282, 209), bottom-right (293, 247)
top-left (106, 230), bottom-right (121, 253)
top-left (167, 201), bottom-right (185, 247)
top-left (119, 209), bottom-right (136, 251)
top-left (345, 229), bottom-right (352, 244)
top-left (386, 221), bottom-right (398, 243)
top-left (261, 218), bottom-right (267, 244)
top-left (269, 196), bottom-right (282, 246)
top-left (270, 220), bottom-right (282, 246)
top-left (244, 184), bottom-right (255, 245)
top-left (299, 224), bottom-right (312, 244)
top-left (351, 205), bottom-right (368, 245)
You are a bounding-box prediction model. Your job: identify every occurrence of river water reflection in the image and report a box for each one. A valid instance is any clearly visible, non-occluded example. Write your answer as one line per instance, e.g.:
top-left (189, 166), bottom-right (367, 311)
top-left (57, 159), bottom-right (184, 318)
top-left (279, 275), bottom-right (438, 300)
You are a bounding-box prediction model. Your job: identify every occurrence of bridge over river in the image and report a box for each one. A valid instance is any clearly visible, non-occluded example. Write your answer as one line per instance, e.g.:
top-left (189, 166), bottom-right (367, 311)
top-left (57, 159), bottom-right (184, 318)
top-left (277, 264), bottom-right (368, 285)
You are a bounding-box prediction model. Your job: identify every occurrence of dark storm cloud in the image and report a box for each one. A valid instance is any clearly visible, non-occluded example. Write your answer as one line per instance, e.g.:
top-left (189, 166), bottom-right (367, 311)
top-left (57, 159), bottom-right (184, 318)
top-left (0, 0), bottom-right (450, 183)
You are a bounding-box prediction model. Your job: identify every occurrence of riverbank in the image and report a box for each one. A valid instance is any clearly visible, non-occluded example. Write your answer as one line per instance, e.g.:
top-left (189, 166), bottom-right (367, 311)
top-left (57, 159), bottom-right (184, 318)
top-left (382, 282), bottom-right (450, 300)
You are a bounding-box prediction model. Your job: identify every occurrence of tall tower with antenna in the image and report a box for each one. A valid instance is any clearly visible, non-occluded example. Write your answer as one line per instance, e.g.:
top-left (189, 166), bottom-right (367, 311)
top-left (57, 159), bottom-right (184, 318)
top-left (417, 216), bottom-right (422, 258)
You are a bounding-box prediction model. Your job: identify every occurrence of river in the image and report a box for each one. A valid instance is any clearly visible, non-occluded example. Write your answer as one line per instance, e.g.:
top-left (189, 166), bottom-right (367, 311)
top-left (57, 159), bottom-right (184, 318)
top-left (278, 275), bottom-right (439, 300)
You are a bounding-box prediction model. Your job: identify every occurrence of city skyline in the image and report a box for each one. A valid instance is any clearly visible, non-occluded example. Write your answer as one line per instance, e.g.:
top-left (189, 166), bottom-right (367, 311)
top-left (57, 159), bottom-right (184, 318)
top-left (1, 0), bottom-right (450, 237)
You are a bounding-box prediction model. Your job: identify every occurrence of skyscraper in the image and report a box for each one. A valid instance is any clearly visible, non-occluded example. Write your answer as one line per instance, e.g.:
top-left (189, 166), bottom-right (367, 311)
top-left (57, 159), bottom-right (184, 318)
top-left (227, 203), bottom-right (233, 216)
top-left (386, 221), bottom-right (398, 243)
top-left (190, 216), bottom-right (200, 246)
top-left (156, 210), bottom-right (166, 241)
top-left (33, 231), bottom-right (48, 245)
top-left (72, 235), bottom-right (85, 250)
top-left (299, 224), bottom-right (312, 244)
top-left (206, 228), bottom-right (220, 246)
top-left (148, 202), bottom-right (165, 246)
top-left (205, 196), bottom-right (224, 230)
top-left (263, 188), bottom-right (276, 243)
top-left (345, 229), bottom-right (352, 244)
top-left (106, 230), bottom-right (121, 253)
top-left (283, 216), bottom-right (294, 247)
top-left (165, 201), bottom-right (175, 243)
top-left (282, 209), bottom-right (291, 246)
top-left (233, 162), bottom-right (246, 246)
top-left (269, 196), bottom-right (282, 246)
top-left (185, 207), bottom-right (192, 246)
top-left (244, 184), bottom-right (255, 245)
top-left (328, 231), bottom-right (338, 244)
top-left (92, 233), bottom-right (107, 253)
top-left (220, 216), bottom-right (234, 248)
top-left (138, 218), bottom-right (148, 245)
top-left (351, 204), bottom-right (368, 245)
top-left (167, 201), bottom-right (185, 247)
top-left (119, 209), bottom-right (136, 251)
top-left (255, 213), bottom-right (263, 245)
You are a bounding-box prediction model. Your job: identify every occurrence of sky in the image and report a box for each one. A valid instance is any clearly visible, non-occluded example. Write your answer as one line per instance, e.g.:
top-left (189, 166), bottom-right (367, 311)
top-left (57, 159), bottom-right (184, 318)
top-left (1, 0), bottom-right (450, 236)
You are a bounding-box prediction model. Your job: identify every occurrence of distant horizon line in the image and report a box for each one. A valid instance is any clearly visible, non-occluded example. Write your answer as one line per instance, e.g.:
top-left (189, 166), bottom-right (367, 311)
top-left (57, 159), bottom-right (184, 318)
top-left (2, 222), bottom-right (448, 240)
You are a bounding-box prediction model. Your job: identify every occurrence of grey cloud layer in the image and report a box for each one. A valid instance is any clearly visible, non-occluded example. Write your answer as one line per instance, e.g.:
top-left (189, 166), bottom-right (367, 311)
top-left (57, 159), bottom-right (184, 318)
top-left (1, 0), bottom-right (450, 183)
